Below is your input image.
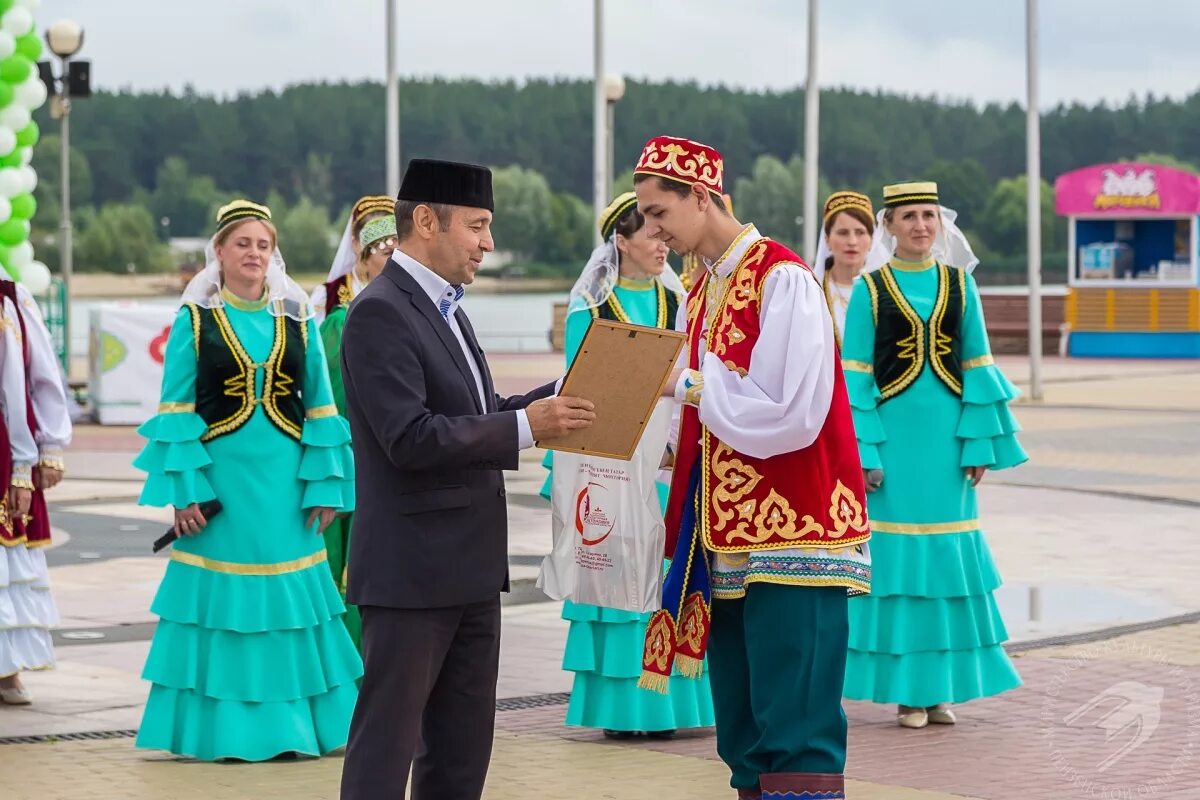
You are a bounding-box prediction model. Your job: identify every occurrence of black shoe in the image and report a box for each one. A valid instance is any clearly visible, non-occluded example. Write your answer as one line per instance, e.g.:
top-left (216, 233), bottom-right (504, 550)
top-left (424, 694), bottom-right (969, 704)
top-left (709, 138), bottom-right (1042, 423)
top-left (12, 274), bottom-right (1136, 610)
top-left (645, 729), bottom-right (677, 740)
top-left (603, 729), bottom-right (636, 740)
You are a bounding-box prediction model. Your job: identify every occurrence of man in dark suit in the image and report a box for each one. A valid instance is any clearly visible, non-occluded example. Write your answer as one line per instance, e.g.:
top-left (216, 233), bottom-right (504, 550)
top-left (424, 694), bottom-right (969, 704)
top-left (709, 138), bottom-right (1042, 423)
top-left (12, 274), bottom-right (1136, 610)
top-left (339, 160), bottom-right (594, 800)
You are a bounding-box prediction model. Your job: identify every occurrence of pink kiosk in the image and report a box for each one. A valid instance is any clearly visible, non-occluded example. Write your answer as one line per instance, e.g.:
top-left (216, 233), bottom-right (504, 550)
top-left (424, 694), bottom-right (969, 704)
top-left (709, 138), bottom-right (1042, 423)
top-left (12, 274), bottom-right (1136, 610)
top-left (1056, 163), bottom-right (1200, 357)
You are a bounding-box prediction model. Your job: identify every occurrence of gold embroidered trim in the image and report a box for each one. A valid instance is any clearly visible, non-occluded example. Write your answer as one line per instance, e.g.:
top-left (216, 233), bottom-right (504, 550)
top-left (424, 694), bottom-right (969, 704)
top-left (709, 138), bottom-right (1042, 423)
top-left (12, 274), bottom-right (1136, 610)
top-left (170, 548), bottom-right (328, 575)
top-left (220, 286), bottom-right (269, 312)
top-left (963, 354), bottom-right (995, 370)
top-left (864, 271), bottom-right (880, 325)
top-left (616, 276), bottom-right (655, 291)
top-left (927, 263), bottom-right (962, 395)
top-left (877, 266), bottom-right (924, 399)
top-left (262, 315), bottom-right (302, 440)
top-left (201, 307), bottom-right (258, 442)
top-left (185, 303), bottom-right (201, 355)
top-left (305, 404), bottom-right (338, 420)
top-left (158, 402), bottom-right (196, 414)
top-left (842, 360), bottom-right (873, 374)
top-left (871, 519), bottom-right (980, 535)
top-left (710, 225), bottom-right (756, 271)
top-left (888, 255), bottom-right (936, 272)
top-left (10, 477), bottom-right (34, 490)
top-left (683, 370), bottom-right (704, 406)
top-left (37, 457), bottom-right (65, 472)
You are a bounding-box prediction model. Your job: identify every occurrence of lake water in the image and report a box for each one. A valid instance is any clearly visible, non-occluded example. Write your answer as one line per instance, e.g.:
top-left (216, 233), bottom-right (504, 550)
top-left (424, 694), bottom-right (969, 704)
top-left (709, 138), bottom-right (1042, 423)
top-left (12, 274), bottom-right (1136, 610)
top-left (70, 291), bottom-right (568, 359)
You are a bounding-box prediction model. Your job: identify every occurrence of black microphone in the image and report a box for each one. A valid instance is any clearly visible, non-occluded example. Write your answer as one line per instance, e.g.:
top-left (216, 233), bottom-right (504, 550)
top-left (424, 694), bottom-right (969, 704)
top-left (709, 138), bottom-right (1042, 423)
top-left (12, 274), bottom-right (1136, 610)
top-left (152, 499), bottom-right (224, 553)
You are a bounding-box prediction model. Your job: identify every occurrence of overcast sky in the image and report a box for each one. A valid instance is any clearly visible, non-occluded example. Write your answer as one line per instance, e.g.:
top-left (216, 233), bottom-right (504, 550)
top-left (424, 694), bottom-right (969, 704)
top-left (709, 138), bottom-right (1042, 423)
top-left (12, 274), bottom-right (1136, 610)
top-left (42, 0), bottom-right (1198, 106)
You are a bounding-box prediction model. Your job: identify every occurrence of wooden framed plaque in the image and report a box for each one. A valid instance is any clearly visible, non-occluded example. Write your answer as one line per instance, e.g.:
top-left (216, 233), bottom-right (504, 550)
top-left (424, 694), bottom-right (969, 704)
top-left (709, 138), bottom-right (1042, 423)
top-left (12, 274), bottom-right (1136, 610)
top-left (539, 318), bottom-right (686, 460)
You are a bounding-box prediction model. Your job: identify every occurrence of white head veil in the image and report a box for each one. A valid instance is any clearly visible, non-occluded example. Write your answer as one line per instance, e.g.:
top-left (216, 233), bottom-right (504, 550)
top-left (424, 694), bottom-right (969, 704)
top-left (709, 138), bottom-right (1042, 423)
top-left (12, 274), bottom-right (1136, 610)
top-left (181, 206), bottom-right (314, 322)
top-left (569, 238), bottom-right (686, 314)
top-left (864, 205), bottom-right (980, 274)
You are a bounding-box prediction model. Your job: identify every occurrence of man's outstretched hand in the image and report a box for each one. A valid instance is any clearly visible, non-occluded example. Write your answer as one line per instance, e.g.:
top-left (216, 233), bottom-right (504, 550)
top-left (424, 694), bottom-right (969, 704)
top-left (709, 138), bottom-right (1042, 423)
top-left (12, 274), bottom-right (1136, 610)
top-left (528, 396), bottom-right (596, 441)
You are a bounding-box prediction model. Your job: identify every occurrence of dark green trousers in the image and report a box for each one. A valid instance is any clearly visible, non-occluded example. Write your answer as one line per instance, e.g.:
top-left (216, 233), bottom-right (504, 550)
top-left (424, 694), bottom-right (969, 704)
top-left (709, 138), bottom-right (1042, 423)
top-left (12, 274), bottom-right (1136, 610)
top-left (707, 582), bottom-right (849, 792)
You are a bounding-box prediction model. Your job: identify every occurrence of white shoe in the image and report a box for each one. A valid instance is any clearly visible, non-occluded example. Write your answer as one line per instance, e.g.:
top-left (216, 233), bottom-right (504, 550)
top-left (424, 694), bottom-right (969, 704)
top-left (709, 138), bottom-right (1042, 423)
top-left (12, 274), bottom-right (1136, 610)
top-left (0, 685), bottom-right (33, 705)
top-left (927, 703), bottom-right (956, 725)
top-left (897, 705), bottom-right (928, 729)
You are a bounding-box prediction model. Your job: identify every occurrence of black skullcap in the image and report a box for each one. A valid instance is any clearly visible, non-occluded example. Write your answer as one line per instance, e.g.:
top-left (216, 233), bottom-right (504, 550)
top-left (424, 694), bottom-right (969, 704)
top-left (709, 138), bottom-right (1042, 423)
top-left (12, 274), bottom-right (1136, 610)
top-left (398, 159), bottom-right (494, 212)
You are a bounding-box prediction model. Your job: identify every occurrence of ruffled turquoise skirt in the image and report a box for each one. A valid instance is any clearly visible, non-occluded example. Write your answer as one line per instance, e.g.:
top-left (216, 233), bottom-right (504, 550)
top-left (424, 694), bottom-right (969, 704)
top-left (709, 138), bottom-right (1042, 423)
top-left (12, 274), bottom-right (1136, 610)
top-left (135, 411), bottom-right (361, 761)
top-left (554, 477), bottom-right (715, 731)
top-left (843, 364), bottom-right (1026, 707)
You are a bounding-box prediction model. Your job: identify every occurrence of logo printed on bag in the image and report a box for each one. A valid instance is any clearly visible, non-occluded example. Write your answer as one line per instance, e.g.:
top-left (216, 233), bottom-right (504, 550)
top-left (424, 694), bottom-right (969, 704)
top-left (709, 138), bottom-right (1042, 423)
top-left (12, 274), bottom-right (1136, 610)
top-left (575, 482), bottom-right (615, 546)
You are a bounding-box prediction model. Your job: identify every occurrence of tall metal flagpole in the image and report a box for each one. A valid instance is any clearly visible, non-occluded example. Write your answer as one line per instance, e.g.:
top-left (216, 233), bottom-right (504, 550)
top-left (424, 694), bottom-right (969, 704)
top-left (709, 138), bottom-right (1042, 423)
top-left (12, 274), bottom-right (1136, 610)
top-left (802, 0), bottom-right (820, 264)
top-left (385, 0), bottom-right (401, 195)
top-left (592, 0), bottom-right (607, 245)
top-left (1026, 0), bottom-right (1044, 400)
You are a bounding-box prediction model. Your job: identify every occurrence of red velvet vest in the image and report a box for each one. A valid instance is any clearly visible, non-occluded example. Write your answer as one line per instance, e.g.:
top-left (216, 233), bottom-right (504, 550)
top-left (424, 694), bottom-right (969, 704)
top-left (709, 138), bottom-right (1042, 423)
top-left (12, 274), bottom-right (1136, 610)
top-left (664, 238), bottom-right (870, 555)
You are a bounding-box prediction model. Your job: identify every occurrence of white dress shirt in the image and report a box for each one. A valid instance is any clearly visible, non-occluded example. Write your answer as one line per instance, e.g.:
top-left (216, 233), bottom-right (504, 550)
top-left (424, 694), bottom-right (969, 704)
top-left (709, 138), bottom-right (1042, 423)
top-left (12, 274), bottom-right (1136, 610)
top-left (392, 249), bottom-right (535, 450)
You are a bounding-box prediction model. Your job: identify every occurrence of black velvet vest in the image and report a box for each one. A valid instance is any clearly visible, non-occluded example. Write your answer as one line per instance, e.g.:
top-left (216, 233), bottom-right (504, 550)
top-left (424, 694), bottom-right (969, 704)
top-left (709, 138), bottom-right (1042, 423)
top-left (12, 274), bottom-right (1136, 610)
top-left (863, 262), bottom-right (965, 401)
top-left (187, 303), bottom-right (307, 441)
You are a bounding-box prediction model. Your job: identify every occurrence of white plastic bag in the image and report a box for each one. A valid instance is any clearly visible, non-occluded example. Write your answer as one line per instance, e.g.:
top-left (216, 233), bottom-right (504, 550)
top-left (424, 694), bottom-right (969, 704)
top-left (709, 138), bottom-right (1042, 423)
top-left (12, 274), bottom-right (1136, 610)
top-left (537, 401), bottom-right (671, 613)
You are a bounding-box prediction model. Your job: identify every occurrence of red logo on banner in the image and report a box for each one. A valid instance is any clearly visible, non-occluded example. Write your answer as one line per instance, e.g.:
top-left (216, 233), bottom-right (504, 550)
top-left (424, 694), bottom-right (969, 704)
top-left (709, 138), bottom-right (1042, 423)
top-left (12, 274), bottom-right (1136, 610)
top-left (574, 482), bottom-right (615, 546)
top-left (149, 325), bottom-right (171, 365)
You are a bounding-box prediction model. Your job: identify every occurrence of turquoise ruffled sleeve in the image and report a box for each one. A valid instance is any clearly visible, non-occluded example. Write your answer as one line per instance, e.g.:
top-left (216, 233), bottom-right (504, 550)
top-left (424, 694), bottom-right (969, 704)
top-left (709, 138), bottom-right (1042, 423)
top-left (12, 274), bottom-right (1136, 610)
top-left (134, 307), bottom-right (216, 508)
top-left (840, 279), bottom-right (885, 471)
top-left (956, 273), bottom-right (1028, 471)
top-left (298, 316), bottom-right (355, 512)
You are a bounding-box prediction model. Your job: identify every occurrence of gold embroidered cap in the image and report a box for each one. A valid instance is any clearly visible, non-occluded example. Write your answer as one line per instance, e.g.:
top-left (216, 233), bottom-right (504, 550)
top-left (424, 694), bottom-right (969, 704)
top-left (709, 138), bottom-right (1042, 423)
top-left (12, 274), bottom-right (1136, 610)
top-left (351, 195), bottom-right (395, 230)
top-left (823, 191), bottom-right (875, 231)
top-left (883, 181), bottom-right (939, 208)
top-left (634, 135), bottom-right (724, 195)
top-left (216, 199), bottom-right (271, 231)
top-left (598, 192), bottom-right (639, 240)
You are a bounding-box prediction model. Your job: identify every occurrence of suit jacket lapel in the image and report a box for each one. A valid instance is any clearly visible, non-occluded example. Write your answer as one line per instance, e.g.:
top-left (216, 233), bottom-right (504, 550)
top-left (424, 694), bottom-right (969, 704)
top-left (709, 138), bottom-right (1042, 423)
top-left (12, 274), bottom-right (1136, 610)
top-left (455, 308), bottom-right (496, 413)
top-left (384, 260), bottom-right (484, 414)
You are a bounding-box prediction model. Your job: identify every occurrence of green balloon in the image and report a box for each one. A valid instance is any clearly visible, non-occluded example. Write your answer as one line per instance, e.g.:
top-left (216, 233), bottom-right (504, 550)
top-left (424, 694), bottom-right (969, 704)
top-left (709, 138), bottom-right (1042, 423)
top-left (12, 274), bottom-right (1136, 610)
top-left (15, 34), bottom-right (41, 62)
top-left (15, 120), bottom-right (36, 148)
top-left (0, 84), bottom-right (12, 110)
top-left (0, 151), bottom-right (19, 168)
top-left (9, 192), bottom-right (34, 221)
top-left (0, 56), bottom-right (31, 85)
top-left (0, 246), bottom-right (10, 266)
top-left (0, 219), bottom-right (27, 246)
top-left (0, 1), bottom-right (14, 14)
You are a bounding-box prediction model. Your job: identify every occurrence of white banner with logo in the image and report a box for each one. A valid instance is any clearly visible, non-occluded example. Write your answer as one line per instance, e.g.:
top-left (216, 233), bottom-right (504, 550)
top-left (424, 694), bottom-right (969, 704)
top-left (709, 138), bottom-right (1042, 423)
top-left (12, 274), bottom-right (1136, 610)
top-left (538, 401), bottom-right (671, 613)
top-left (88, 303), bottom-right (179, 426)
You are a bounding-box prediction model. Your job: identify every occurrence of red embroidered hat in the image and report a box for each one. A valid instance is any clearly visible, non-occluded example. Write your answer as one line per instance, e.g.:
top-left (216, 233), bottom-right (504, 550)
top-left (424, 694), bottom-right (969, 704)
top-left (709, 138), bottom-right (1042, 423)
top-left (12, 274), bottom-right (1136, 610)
top-left (634, 135), bottom-right (724, 195)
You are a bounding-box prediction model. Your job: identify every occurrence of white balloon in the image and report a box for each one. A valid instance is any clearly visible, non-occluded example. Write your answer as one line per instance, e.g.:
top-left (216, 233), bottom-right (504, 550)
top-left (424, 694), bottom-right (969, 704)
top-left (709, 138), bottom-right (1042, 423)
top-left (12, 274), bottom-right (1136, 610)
top-left (19, 260), bottom-right (50, 294)
top-left (16, 76), bottom-right (46, 111)
top-left (8, 240), bottom-right (32, 268)
top-left (18, 146), bottom-right (31, 166)
top-left (0, 31), bottom-right (14, 62)
top-left (1, 9), bottom-right (33, 39)
top-left (0, 196), bottom-right (11, 225)
top-left (0, 104), bottom-right (30, 132)
top-left (16, 0), bottom-right (42, 12)
top-left (16, 165), bottom-right (35, 194)
top-left (0, 167), bottom-right (21, 198)
top-left (0, 128), bottom-right (15, 158)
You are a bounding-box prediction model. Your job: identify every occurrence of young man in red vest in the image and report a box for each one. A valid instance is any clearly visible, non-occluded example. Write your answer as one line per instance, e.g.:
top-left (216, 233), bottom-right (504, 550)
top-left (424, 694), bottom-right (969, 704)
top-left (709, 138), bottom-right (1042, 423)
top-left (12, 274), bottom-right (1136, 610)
top-left (633, 136), bottom-right (871, 800)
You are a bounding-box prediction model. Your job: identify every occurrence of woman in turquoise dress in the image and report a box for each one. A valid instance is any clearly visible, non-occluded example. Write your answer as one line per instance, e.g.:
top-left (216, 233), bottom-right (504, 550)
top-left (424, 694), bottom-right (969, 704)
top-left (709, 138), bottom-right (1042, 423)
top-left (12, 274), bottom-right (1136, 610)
top-left (134, 200), bottom-right (361, 761)
top-left (542, 192), bottom-right (715, 739)
top-left (316, 213), bottom-right (396, 652)
top-left (841, 182), bottom-right (1027, 729)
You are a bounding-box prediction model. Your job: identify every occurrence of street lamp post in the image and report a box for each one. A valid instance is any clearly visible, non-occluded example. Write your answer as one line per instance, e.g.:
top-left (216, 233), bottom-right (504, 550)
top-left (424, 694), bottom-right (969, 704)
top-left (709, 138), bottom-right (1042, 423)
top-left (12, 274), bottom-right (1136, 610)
top-left (592, 0), bottom-right (606, 246)
top-left (802, 0), bottom-right (820, 264)
top-left (42, 19), bottom-right (86, 370)
top-left (385, 0), bottom-right (400, 196)
top-left (603, 74), bottom-right (625, 201)
top-left (1025, 0), bottom-right (1044, 401)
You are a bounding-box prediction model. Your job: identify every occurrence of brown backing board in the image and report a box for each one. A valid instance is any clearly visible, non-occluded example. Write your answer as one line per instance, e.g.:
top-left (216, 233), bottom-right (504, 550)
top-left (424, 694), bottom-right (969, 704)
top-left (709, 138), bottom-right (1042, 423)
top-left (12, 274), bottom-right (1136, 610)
top-left (539, 318), bottom-right (686, 460)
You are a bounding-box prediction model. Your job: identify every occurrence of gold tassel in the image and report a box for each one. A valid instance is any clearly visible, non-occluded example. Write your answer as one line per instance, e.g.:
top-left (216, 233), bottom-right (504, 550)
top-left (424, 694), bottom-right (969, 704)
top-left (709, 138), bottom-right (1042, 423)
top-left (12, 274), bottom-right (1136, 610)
top-left (637, 671), bottom-right (671, 695)
top-left (675, 655), bottom-right (705, 679)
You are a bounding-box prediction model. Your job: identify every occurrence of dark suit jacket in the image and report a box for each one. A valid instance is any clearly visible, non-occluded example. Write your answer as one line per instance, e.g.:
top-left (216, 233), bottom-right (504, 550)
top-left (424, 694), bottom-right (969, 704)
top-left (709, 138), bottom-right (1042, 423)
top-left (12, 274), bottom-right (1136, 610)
top-left (341, 258), bottom-right (555, 609)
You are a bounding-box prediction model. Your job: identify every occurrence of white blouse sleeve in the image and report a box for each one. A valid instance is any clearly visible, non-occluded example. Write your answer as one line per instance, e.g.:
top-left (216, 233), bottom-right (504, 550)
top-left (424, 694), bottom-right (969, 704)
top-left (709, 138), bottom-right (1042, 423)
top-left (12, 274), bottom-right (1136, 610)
top-left (16, 286), bottom-right (71, 459)
top-left (693, 264), bottom-right (835, 460)
top-left (2, 296), bottom-right (37, 485)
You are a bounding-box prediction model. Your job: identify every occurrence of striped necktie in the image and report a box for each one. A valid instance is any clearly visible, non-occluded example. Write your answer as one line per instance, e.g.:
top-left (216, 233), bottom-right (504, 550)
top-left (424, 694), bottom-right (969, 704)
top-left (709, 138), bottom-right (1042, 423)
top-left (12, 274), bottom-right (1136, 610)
top-left (438, 285), bottom-right (465, 321)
